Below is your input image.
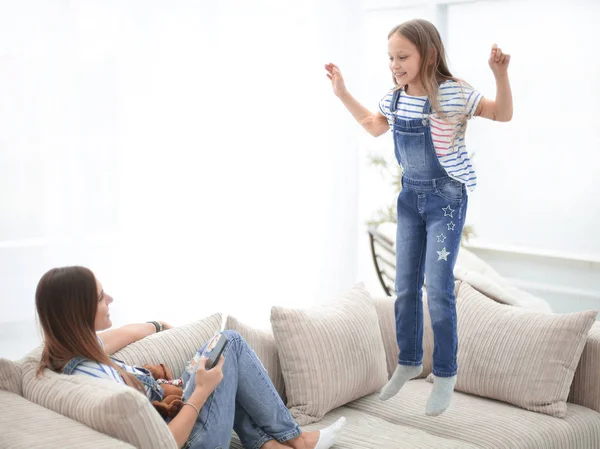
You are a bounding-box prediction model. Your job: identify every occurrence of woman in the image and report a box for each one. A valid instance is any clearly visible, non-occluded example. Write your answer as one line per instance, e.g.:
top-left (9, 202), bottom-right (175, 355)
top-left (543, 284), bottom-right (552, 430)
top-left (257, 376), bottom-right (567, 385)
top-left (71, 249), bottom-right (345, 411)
top-left (35, 266), bottom-right (346, 449)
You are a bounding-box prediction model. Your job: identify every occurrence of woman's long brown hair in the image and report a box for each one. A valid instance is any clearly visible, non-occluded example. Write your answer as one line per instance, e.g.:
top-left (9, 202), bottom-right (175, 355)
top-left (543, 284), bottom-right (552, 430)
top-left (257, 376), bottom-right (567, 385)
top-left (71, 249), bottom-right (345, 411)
top-left (35, 266), bottom-right (145, 394)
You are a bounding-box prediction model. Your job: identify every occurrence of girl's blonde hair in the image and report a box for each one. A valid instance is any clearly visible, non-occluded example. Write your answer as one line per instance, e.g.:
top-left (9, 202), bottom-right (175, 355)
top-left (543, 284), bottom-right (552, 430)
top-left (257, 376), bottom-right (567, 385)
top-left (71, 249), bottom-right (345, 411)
top-left (389, 19), bottom-right (468, 125)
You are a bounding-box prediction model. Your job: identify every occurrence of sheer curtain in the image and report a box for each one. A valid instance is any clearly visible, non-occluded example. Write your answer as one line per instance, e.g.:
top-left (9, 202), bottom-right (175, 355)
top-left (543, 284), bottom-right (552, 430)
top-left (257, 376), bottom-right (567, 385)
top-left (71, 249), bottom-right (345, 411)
top-left (0, 0), bottom-right (365, 341)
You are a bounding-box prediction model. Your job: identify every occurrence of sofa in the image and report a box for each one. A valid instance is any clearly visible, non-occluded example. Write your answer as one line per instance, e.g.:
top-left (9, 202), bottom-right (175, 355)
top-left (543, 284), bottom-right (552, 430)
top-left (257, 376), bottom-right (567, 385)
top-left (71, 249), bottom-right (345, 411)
top-left (1, 278), bottom-right (599, 448)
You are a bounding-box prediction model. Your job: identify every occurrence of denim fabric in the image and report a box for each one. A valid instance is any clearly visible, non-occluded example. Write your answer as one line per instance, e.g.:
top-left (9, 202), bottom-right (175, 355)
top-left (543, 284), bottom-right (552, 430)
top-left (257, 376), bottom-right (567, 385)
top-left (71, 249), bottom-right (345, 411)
top-left (390, 90), bottom-right (468, 377)
top-left (181, 331), bottom-right (301, 449)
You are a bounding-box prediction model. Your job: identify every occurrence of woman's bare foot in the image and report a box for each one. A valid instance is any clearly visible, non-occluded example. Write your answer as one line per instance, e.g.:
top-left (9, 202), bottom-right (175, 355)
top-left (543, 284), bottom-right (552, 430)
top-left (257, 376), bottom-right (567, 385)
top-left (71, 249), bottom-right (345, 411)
top-left (261, 440), bottom-right (289, 449)
top-left (283, 432), bottom-right (318, 449)
top-left (284, 417), bottom-right (346, 449)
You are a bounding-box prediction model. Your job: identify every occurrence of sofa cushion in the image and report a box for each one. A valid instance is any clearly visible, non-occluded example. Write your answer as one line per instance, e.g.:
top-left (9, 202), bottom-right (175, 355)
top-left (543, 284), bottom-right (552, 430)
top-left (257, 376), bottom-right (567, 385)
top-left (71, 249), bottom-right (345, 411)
top-left (373, 282), bottom-right (461, 380)
top-left (21, 355), bottom-right (177, 449)
top-left (0, 358), bottom-right (22, 395)
top-left (569, 321), bottom-right (600, 414)
top-left (225, 315), bottom-right (286, 401)
top-left (0, 390), bottom-right (135, 448)
top-left (112, 313), bottom-right (222, 378)
top-left (347, 379), bottom-right (600, 449)
top-left (231, 405), bottom-right (479, 449)
top-left (442, 282), bottom-right (597, 418)
top-left (270, 283), bottom-right (388, 425)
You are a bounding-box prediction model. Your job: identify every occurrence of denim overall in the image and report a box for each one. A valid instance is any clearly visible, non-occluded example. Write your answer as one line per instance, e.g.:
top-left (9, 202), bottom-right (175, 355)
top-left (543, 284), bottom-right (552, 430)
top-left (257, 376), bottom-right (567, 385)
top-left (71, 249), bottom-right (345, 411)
top-left (63, 356), bottom-right (164, 402)
top-left (390, 88), bottom-right (468, 378)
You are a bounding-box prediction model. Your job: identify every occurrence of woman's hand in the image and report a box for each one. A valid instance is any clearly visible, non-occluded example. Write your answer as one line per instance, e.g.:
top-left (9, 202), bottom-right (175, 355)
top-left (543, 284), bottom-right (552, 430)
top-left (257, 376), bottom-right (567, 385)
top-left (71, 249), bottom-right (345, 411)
top-left (193, 356), bottom-right (224, 395)
top-left (158, 321), bottom-right (173, 331)
top-left (489, 44), bottom-right (510, 77)
top-left (325, 63), bottom-right (348, 98)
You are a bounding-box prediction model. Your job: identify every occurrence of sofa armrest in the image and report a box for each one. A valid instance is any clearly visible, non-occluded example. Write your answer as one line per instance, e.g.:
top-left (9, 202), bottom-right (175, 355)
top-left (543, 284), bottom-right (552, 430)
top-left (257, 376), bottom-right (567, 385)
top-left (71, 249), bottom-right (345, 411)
top-left (21, 355), bottom-right (178, 449)
top-left (0, 390), bottom-right (135, 448)
top-left (569, 321), bottom-right (600, 413)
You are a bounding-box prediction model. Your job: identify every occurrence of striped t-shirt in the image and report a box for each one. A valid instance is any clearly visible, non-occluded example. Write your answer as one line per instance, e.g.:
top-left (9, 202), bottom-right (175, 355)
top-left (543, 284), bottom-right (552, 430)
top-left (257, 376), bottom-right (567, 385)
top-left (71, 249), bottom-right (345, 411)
top-left (378, 80), bottom-right (482, 191)
top-left (68, 338), bottom-right (153, 400)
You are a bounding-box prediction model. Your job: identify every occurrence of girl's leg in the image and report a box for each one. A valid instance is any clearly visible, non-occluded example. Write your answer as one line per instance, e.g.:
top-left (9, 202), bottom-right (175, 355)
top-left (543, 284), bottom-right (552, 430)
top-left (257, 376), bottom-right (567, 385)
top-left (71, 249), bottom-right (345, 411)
top-left (380, 188), bottom-right (427, 401)
top-left (423, 182), bottom-right (468, 415)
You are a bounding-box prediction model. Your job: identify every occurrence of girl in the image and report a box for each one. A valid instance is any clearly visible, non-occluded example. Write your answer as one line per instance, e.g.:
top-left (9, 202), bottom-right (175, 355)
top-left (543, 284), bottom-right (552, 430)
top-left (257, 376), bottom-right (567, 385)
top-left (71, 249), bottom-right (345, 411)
top-left (325, 19), bottom-right (512, 416)
top-left (35, 266), bottom-right (346, 448)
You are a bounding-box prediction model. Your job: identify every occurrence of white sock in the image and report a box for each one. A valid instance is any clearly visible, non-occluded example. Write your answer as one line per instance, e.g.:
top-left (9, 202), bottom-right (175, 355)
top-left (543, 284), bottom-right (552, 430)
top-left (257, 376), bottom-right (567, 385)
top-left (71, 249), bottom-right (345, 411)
top-left (425, 375), bottom-right (457, 416)
top-left (379, 364), bottom-right (423, 401)
top-left (314, 417), bottom-right (346, 449)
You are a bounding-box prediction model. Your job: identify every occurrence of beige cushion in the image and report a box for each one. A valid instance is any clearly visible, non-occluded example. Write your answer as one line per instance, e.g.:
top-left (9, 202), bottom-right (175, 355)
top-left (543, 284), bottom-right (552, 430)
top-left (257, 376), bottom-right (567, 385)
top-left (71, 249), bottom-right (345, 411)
top-left (270, 283), bottom-right (388, 425)
top-left (432, 282), bottom-right (597, 418)
top-left (0, 390), bottom-right (135, 448)
top-left (21, 355), bottom-right (177, 449)
top-left (112, 313), bottom-right (222, 377)
top-left (0, 358), bottom-right (22, 395)
top-left (374, 282), bottom-right (462, 380)
top-left (225, 315), bottom-right (286, 401)
top-left (232, 405), bottom-right (479, 449)
top-left (348, 379), bottom-right (600, 449)
top-left (569, 321), bottom-right (600, 414)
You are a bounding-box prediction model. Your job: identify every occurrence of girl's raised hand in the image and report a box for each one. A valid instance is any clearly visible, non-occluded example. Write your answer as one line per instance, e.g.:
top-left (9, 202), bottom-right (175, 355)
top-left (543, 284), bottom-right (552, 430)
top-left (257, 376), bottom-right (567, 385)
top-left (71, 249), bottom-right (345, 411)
top-left (488, 44), bottom-right (510, 77)
top-left (325, 63), bottom-right (348, 98)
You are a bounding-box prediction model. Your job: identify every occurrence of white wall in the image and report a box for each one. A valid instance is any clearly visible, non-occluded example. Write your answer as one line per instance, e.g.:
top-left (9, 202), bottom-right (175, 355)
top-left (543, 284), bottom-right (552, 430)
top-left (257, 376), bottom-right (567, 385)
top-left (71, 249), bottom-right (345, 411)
top-left (445, 0), bottom-right (600, 259)
top-left (0, 0), bottom-right (365, 354)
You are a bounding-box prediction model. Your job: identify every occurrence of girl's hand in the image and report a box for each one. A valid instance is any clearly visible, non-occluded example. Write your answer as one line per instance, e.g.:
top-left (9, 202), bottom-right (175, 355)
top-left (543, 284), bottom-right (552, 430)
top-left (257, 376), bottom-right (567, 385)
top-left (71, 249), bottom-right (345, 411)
top-left (325, 63), bottom-right (348, 98)
top-left (488, 44), bottom-right (510, 77)
top-left (193, 356), bottom-right (224, 395)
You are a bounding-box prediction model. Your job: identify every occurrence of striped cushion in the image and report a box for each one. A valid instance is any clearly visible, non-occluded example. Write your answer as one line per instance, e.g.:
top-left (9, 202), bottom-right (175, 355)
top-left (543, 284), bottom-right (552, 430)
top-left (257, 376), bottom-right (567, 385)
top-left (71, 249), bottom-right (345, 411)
top-left (348, 380), bottom-right (600, 449)
top-left (0, 390), bottom-right (135, 448)
top-left (113, 313), bottom-right (222, 378)
top-left (0, 358), bottom-right (22, 395)
top-left (373, 282), bottom-right (461, 380)
top-left (225, 315), bottom-right (286, 401)
top-left (444, 282), bottom-right (597, 417)
top-left (21, 354), bottom-right (177, 449)
top-left (270, 283), bottom-right (388, 425)
top-left (569, 322), bottom-right (600, 414)
top-left (232, 405), bottom-right (479, 449)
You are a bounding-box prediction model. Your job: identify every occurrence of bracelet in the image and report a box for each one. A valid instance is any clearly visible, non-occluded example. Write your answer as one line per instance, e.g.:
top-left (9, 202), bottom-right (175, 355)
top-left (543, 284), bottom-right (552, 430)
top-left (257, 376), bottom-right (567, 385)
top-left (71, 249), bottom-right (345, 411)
top-left (147, 321), bottom-right (163, 333)
top-left (183, 402), bottom-right (200, 415)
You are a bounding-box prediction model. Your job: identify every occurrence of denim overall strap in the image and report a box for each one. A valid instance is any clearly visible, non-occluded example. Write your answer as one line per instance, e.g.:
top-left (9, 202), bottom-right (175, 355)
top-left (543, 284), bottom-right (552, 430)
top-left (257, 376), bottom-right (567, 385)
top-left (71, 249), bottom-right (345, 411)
top-left (62, 356), bottom-right (86, 374)
top-left (110, 357), bottom-right (164, 402)
top-left (391, 93), bottom-right (447, 181)
top-left (63, 355), bottom-right (163, 402)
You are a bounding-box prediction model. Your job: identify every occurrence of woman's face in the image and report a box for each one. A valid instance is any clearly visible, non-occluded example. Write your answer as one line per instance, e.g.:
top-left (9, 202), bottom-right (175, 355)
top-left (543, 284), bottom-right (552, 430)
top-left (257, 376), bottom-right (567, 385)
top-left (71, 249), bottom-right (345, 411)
top-left (94, 278), bottom-right (114, 331)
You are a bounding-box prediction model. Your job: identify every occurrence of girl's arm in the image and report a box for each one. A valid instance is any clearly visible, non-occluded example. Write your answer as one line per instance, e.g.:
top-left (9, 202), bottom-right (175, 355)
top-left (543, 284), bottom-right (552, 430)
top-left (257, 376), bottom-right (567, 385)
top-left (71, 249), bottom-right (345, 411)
top-left (325, 63), bottom-right (390, 137)
top-left (98, 321), bottom-right (171, 354)
top-left (476, 44), bottom-right (513, 122)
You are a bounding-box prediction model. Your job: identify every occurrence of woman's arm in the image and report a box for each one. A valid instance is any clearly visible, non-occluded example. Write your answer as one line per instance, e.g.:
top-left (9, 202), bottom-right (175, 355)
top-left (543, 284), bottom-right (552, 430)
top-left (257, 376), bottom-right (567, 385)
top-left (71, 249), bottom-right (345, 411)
top-left (98, 321), bottom-right (171, 354)
top-left (168, 389), bottom-right (210, 448)
top-left (476, 44), bottom-right (513, 122)
top-left (168, 356), bottom-right (225, 448)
